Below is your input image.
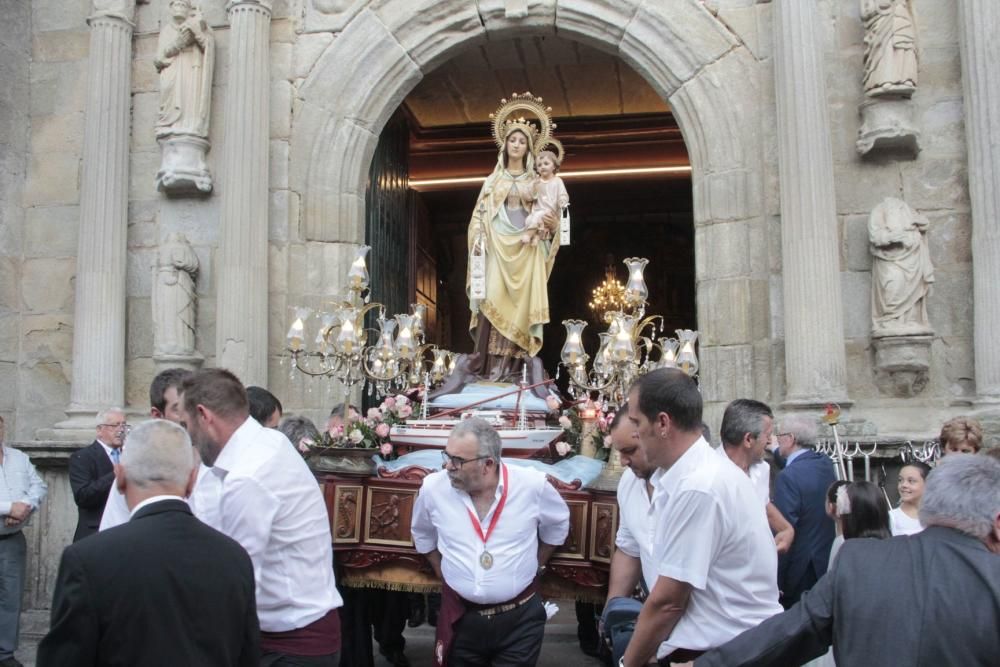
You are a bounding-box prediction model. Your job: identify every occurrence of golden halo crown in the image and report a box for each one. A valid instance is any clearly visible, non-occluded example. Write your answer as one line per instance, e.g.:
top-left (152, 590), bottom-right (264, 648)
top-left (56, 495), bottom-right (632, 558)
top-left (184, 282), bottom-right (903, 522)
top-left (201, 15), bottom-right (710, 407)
top-left (489, 91), bottom-right (563, 164)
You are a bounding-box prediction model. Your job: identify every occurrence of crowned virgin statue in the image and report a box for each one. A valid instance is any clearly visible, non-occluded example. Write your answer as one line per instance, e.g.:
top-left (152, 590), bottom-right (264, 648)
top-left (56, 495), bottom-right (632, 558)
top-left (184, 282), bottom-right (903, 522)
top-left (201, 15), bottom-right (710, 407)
top-left (433, 93), bottom-right (563, 399)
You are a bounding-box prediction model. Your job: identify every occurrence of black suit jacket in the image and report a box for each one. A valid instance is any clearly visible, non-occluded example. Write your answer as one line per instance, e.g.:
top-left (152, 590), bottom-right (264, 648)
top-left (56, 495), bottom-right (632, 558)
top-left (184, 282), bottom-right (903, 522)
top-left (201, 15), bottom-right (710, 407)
top-left (68, 441), bottom-right (116, 542)
top-left (696, 527), bottom-right (1000, 666)
top-left (37, 499), bottom-right (260, 667)
top-left (773, 449), bottom-right (837, 605)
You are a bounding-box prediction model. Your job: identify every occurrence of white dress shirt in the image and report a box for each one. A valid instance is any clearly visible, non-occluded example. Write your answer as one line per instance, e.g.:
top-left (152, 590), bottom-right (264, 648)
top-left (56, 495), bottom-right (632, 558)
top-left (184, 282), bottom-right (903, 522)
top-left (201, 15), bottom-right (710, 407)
top-left (0, 445), bottom-right (48, 535)
top-left (211, 417), bottom-right (343, 632)
top-left (100, 463), bottom-right (220, 532)
top-left (889, 507), bottom-right (923, 536)
top-left (713, 446), bottom-right (771, 507)
top-left (411, 464), bottom-right (569, 604)
top-left (650, 437), bottom-right (782, 657)
top-left (613, 467), bottom-right (657, 593)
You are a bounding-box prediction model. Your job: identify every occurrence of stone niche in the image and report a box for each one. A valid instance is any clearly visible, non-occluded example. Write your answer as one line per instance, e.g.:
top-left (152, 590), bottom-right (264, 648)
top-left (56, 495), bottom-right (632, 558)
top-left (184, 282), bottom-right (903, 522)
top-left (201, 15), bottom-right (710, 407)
top-left (872, 333), bottom-right (933, 397)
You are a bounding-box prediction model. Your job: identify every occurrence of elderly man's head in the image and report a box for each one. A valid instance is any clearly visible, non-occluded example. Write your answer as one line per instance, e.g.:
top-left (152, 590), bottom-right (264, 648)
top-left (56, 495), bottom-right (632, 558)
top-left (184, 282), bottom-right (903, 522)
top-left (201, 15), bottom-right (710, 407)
top-left (443, 418), bottom-right (502, 495)
top-left (117, 420), bottom-right (199, 509)
top-left (776, 414), bottom-right (818, 458)
top-left (919, 454), bottom-right (1000, 552)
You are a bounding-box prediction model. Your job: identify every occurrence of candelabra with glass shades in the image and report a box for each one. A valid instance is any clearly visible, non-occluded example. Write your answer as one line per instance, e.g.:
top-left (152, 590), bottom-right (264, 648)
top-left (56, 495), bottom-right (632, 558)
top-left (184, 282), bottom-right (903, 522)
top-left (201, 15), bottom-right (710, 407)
top-left (559, 257), bottom-right (700, 408)
top-left (285, 245), bottom-right (456, 400)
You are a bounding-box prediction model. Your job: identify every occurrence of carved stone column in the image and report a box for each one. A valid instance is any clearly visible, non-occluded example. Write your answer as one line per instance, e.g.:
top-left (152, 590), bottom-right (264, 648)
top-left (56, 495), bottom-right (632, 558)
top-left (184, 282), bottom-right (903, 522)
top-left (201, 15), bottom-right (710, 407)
top-left (216, 0), bottom-right (271, 385)
top-left (773, 0), bottom-right (850, 406)
top-left (53, 1), bottom-right (135, 435)
top-left (958, 0), bottom-right (1000, 403)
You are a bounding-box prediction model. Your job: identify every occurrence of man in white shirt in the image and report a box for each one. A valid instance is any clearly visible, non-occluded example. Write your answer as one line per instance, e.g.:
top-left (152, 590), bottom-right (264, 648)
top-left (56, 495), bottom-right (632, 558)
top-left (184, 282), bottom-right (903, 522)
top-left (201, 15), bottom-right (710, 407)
top-left (99, 367), bottom-right (224, 532)
top-left (621, 369), bottom-right (782, 667)
top-left (411, 417), bottom-right (569, 666)
top-left (0, 415), bottom-right (48, 667)
top-left (718, 399), bottom-right (795, 555)
top-left (181, 368), bottom-right (343, 666)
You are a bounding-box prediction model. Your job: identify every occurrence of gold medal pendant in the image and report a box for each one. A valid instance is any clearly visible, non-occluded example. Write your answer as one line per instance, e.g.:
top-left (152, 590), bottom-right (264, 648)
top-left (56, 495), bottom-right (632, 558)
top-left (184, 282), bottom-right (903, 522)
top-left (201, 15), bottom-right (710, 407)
top-left (480, 550), bottom-right (494, 570)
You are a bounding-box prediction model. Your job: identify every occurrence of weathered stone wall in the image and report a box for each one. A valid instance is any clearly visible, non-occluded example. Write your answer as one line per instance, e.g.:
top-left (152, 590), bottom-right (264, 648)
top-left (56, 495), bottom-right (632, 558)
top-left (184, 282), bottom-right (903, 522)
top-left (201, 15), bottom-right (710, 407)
top-left (822, 0), bottom-right (972, 437)
top-left (0, 0), bottom-right (32, 435)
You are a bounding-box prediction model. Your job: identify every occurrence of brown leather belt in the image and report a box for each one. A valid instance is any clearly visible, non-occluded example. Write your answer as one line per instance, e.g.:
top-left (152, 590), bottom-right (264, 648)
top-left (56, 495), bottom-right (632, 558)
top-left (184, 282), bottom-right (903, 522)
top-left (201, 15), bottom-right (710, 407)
top-left (464, 581), bottom-right (538, 618)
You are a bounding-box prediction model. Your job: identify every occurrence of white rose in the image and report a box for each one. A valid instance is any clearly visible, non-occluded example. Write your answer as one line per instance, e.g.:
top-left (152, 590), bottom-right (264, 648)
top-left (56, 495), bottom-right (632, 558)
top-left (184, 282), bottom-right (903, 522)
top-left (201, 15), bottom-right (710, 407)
top-left (348, 429), bottom-right (364, 444)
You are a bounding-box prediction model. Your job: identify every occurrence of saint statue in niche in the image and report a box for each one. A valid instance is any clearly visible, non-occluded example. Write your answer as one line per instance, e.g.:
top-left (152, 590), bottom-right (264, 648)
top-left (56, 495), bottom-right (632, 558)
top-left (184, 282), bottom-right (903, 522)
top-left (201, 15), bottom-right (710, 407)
top-left (430, 93), bottom-right (564, 400)
top-left (860, 0), bottom-right (918, 98)
top-left (154, 0), bottom-right (215, 194)
top-left (468, 95), bottom-right (563, 385)
top-left (155, 0), bottom-right (214, 139)
top-left (869, 197), bottom-right (934, 337)
top-left (152, 232), bottom-right (202, 364)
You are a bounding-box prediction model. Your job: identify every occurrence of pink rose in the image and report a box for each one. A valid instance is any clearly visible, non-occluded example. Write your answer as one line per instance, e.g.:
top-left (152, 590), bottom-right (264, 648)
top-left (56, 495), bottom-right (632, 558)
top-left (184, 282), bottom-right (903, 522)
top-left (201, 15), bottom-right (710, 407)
top-left (603, 435), bottom-right (613, 448)
top-left (558, 415), bottom-right (572, 430)
top-left (328, 424), bottom-right (344, 438)
top-left (555, 442), bottom-right (571, 457)
top-left (380, 442), bottom-right (393, 457)
top-left (395, 394), bottom-right (409, 407)
top-left (398, 404), bottom-right (413, 418)
top-left (545, 395), bottom-right (561, 411)
top-left (298, 438), bottom-right (312, 453)
top-left (375, 423), bottom-right (391, 438)
top-left (367, 407), bottom-right (383, 421)
top-left (382, 397), bottom-right (396, 410)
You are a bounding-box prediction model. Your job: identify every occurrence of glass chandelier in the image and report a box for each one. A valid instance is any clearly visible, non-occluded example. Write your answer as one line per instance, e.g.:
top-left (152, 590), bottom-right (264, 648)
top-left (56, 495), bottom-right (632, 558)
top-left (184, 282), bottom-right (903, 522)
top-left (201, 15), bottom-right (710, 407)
top-left (560, 258), bottom-right (699, 407)
top-left (285, 245), bottom-right (455, 398)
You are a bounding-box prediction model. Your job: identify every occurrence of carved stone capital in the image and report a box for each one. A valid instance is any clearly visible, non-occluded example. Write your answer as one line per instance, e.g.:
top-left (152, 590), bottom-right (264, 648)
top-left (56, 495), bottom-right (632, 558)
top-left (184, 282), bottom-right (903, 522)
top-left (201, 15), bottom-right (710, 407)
top-left (226, 0), bottom-right (272, 13)
top-left (857, 97), bottom-right (921, 157)
top-left (89, 0), bottom-right (136, 25)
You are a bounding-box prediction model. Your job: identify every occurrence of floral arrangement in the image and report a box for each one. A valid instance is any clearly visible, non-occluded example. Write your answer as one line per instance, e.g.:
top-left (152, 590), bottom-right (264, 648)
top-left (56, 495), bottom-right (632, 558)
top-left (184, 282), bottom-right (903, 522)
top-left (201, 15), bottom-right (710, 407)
top-left (312, 394), bottom-right (418, 459)
top-left (550, 396), bottom-right (614, 461)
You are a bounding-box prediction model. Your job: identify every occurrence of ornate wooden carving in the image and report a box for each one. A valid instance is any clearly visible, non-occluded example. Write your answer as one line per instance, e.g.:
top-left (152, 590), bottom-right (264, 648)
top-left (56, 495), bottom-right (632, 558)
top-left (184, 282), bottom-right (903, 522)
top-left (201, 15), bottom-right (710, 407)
top-left (589, 501), bottom-right (618, 564)
top-left (376, 465), bottom-right (432, 481)
top-left (554, 499), bottom-right (588, 560)
top-left (337, 549), bottom-right (428, 570)
top-left (365, 486), bottom-right (417, 547)
top-left (545, 474), bottom-right (583, 491)
top-left (331, 484), bottom-right (363, 544)
top-left (548, 562), bottom-right (608, 588)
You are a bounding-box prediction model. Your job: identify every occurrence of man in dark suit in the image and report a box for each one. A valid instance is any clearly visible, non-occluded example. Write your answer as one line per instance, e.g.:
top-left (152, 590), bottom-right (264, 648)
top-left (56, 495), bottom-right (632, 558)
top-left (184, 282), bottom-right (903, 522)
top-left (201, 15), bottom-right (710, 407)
top-left (38, 419), bottom-right (259, 667)
top-left (67, 408), bottom-right (127, 542)
top-left (772, 414), bottom-right (836, 607)
top-left (696, 453), bottom-right (1000, 666)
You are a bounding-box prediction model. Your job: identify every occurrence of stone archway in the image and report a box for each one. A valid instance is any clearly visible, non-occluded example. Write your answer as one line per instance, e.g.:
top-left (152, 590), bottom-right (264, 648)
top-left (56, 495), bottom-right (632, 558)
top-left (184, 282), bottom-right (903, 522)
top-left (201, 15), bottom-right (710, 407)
top-left (288, 0), bottom-right (771, 416)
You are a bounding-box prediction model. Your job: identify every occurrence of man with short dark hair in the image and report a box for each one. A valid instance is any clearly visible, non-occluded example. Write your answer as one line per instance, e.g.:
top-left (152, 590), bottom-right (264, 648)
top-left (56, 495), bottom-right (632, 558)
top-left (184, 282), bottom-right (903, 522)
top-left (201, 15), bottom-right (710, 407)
top-left (411, 417), bottom-right (569, 666)
top-left (697, 454), bottom-right (1000, 666)
top-left (0, 415), bottom-right (48, 667)
top-left (68, 408), bottom-right (127, 542)
top-left (772, 414), bottom-right (837, 607)
top-left (719, 399), bottom-right (794, 554)
top-left (247, 386), bottom-right (283, 428)
top-left (38, 420), bottom-right (259, 667)
top-left (99, 368), bottom-right (197, 531)
top-left (182, 368), bottom-right (343, 666)
top-left (620, 369), bottom-right (781, 666)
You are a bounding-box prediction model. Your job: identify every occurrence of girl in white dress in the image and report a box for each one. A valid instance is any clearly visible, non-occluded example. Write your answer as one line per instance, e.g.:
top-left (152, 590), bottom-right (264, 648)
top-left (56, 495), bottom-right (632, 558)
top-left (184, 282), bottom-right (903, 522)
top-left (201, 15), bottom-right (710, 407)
top-left (889, 461), bottom-right (931, 536)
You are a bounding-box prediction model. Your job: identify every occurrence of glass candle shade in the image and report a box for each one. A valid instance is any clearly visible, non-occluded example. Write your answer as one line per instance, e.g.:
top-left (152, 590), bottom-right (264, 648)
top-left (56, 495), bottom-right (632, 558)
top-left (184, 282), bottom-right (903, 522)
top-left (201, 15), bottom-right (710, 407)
top-left (561, 319), bottom-right (588, 366)
top-left (623, 257), bottom-right (649, 306)
top-left (394, 314), bottom-right (416, 360)
top-left (347, 245), bottom-right (371, 291)
top-left (675, 329), bottom-right (699, 376)
top-left (286, 307), bottom-right (311, 352)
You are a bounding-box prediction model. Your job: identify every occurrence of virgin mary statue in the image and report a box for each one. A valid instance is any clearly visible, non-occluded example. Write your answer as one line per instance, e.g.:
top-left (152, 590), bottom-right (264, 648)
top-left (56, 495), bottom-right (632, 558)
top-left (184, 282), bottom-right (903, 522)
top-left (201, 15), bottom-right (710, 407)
top-left (434, 94), bottom-right (563, 397)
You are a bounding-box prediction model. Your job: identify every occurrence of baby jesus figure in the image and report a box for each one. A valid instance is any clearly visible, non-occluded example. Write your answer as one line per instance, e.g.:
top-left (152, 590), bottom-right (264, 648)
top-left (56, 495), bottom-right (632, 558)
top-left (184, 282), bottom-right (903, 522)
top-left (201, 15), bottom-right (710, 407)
top-left (521, 150), bottom-right (569, 246)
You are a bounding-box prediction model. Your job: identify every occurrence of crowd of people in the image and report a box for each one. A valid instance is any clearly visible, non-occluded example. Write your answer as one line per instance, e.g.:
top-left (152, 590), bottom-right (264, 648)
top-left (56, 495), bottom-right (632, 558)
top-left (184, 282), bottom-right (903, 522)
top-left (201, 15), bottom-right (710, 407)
top-left (1, 366), bottom-right (999, 666)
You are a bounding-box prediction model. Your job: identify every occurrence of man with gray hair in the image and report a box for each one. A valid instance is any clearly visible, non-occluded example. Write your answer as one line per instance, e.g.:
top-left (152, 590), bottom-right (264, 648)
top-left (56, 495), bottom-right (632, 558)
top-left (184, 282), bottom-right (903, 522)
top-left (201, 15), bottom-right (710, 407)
top-left (696, 454), bottom-right (1000, 666)
top-left (68, 407), bottom-right (128, 542)
top-left (38, 420), bottom-right (259, 666)
top-left (772, 413), bottom-right (836, 607)
top-left (411, 417), bottom-right (569, 666)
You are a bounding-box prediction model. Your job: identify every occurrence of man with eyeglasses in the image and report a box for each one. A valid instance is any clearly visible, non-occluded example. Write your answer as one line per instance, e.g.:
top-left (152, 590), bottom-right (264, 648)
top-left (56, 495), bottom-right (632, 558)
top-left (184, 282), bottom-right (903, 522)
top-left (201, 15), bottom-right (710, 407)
top-left (411, 417), bottom-right (569, 666)
top-left (68, 408), bottom-right (128, 542)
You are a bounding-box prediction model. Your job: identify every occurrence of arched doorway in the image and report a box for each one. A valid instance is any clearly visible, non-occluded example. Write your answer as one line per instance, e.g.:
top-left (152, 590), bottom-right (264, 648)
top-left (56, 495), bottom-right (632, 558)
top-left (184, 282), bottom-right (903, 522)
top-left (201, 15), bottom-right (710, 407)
top-left (289, 0), bottom-right (771, 419)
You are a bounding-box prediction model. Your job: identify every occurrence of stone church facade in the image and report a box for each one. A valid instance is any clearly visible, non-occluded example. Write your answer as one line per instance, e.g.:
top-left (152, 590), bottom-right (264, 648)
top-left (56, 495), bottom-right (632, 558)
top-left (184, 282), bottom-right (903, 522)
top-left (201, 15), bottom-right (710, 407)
top-left (1, 0), bottom-right (998, 638)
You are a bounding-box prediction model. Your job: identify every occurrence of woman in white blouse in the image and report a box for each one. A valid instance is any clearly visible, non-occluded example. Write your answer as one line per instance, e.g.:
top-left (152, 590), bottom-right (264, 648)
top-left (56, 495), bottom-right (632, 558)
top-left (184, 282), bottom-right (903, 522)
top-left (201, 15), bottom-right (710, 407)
top-left (889, 461), bottom-right (932, 536)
